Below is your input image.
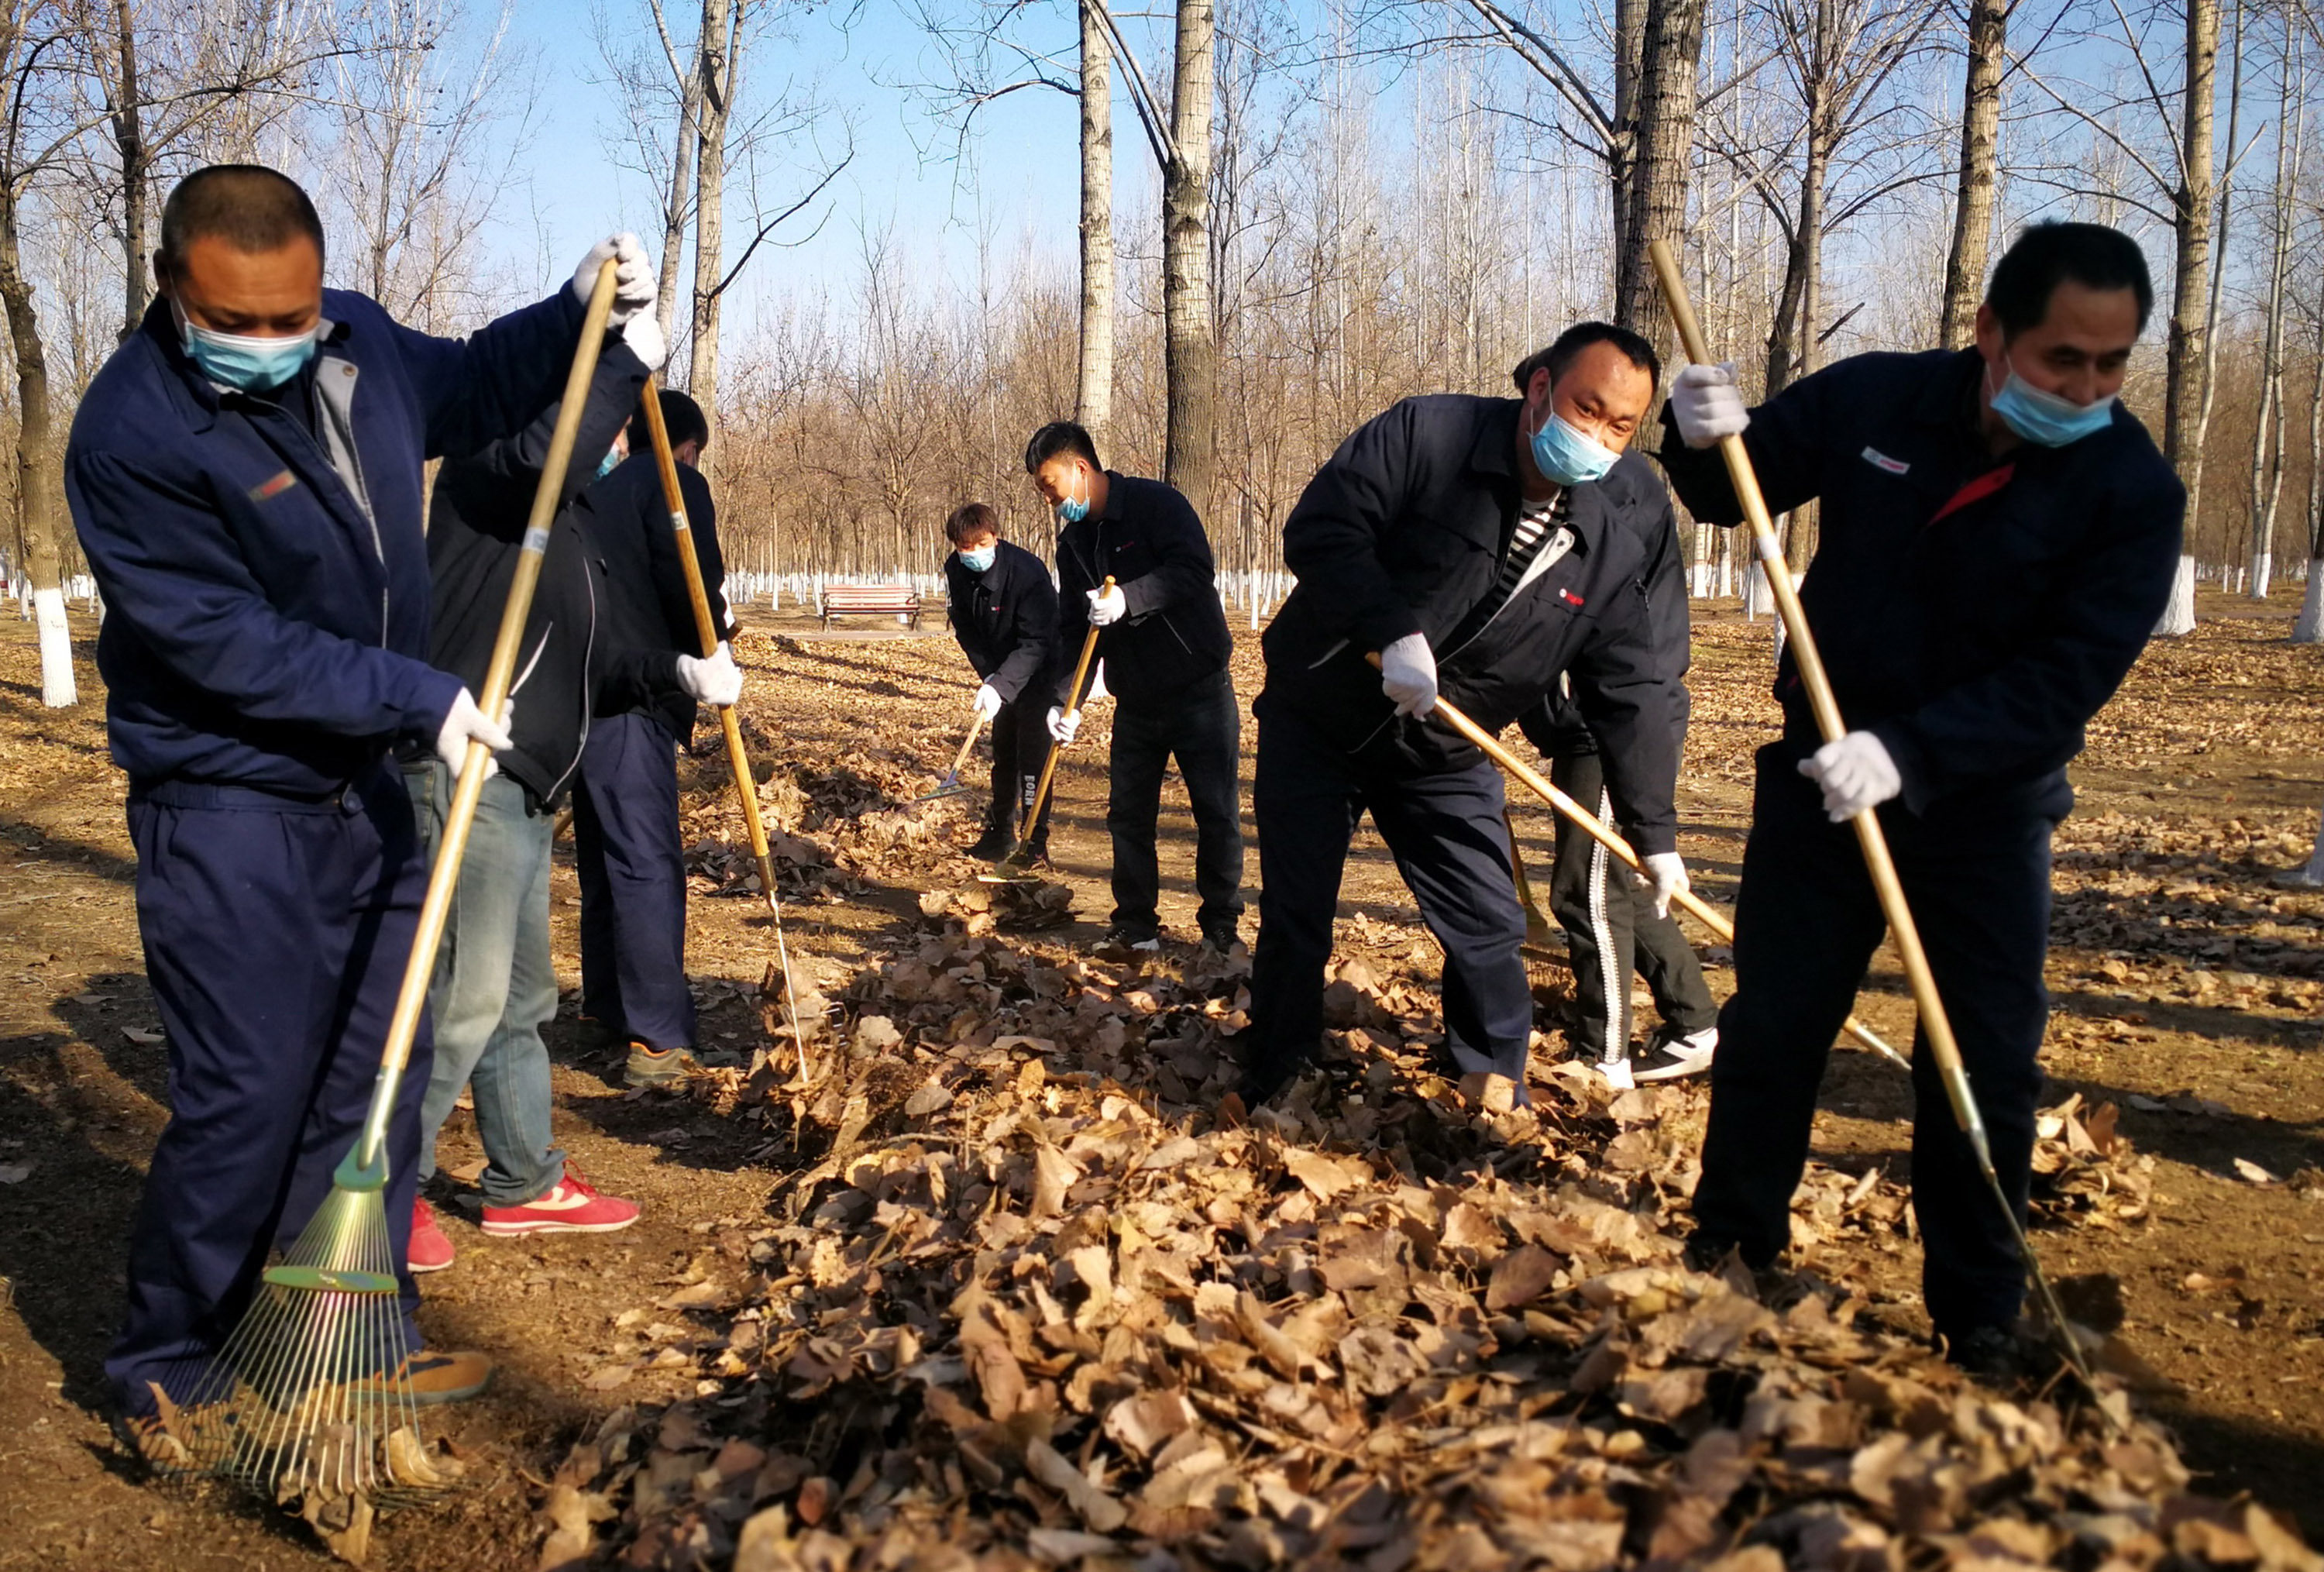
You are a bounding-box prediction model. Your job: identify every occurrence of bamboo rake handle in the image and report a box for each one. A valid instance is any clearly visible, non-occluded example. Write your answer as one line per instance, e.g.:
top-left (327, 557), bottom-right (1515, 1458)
top-left (359, 259), bottom-right (621, 1167)
top-left (1013, 576), bottom-right (1113, 850)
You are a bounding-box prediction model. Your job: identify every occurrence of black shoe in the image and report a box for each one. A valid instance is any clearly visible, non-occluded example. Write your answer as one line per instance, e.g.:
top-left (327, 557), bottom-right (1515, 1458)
top-left (1096, 924), bottom-right (1163, 959)
top-left (1937, 1323), bottom-right (2031, 1381)
top-left (966, 827), bottom-right (1012, 860)
top-left (1634, 1024), bottom-right (1718, 1082)
top-left (1199, 921), bottom-right (1241, 951)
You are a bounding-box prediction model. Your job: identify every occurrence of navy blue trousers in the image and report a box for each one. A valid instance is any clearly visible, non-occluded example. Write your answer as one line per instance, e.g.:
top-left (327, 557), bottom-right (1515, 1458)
top-left (1693, 744), bottom-right (2056, 1337)
top-left (574, 712), bottom-right (696, 1050)
top-left (1245, 699), bottom-right (1532, 1095)
top-left (108, 766), bottom-right (431, 1415)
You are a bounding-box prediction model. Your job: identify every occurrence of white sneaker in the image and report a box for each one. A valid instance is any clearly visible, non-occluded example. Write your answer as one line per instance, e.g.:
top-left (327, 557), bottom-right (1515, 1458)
top-left (1633, 1026), bottom-right (1717, 1082)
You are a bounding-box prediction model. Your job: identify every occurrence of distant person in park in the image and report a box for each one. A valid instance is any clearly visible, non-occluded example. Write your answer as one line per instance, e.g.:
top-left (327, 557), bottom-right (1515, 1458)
top-left (1521, 670), bottom-right (1717, 1086)
top-left (942, 501), bottom-right (1061, 860)
top-left (1236, 324), bottom-right (1690, 1112)
top-left (401, 269), bottom-right (741, 1273)
top-left (67, 161), bottom-right (658, 1435)
top-left (575, 387), bottom-right (737, 1089)
top-left (1658, 221), bottom-right (2185, 1374)
top-left (1026, 421), bottom-right (1244, 953)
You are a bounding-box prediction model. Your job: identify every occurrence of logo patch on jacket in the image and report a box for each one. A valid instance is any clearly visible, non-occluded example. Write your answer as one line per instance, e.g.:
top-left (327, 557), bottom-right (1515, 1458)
top-left (1559, 587), bottom-right (1586, 607)
top-left (1861, 447), bottom-right (1910, 476)
top-left (249, 470), bottom-right (298, 502)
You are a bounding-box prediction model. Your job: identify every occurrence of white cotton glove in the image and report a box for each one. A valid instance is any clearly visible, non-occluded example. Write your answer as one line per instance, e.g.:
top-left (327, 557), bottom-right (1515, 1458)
top-left (1798, 731), bottom-right (1902, 821)
top-left (620, 309), bottom-right (667, 373)
top-left (1637, 851), bottom-right (1690, 921)
top-left (973, 683), bottom-right (1004, 721)
top-left (1672, 361), bottom-right (1748, 449)
top-left (677, 642), bottom-right (743, 707)
top-left (435, 688), bottom-right (512, 783)
top-left (1379, 633), bottom-right (1439, 719)
top-left (571, 233), bottom-right (656, 325)
top-left (1047, 705), bottom-right (1081, 745)
top-left (1087, 583), bottom-right (1127, 626)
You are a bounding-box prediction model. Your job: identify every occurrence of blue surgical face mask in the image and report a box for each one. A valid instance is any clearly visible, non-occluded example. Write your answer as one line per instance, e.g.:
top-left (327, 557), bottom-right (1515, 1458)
top-left (1529, 408), bottom-right (1621, 487)
top-left (596, 448), bottom-right (622, 480)
top-left (1054, 471), bottom-right (1091, 524)
top-left (176, 304), bottom-right (320, 393)
top-left (958, 542), bottom-right (997, 573)
top-left (1986, 354), bottom-right (2116, 447)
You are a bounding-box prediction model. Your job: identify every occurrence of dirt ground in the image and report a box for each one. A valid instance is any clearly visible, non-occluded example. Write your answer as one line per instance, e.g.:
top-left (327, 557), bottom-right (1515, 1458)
top-left (0, 590), bottom-right (2318, 1567)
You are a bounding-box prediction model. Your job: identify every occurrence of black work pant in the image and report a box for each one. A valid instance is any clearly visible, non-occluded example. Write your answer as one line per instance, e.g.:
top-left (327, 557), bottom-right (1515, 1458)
top-left (1106, 669), bottom-right (1245, 936)
top-left (1548, 749), bottom-right (1717, 1061)
top-left (1246, 700), bottom-right (1532, 1093)
top-left (986, 697), bottom-right (1054, 848)
top-left (1693, 744), bottom-right (2055, 1337)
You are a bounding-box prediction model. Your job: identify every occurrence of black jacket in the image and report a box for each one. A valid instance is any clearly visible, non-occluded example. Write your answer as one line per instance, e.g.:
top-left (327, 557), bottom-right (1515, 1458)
top-left (946, 538), bottom-right (1057, 703)
top-left (1655, 348), bottom-right (2185, 814)
top-left (425, 343), bottom-right (679, 811)
top-left (580, 452), bottom-right (730, 741)
top-left (1261, 394), bottom-right (1688, 856)
top-left (1054, 472), bottom-right (1233, 707)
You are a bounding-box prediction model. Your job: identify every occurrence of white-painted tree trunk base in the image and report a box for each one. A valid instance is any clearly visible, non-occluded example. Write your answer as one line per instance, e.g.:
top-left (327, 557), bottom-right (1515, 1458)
top-left (2292, 562), bottom-right (2324, 642)
top-left (2154, 555), bottom-right (2197, 636)
top-left (33, 585), bottom-right (76, 707)
top-left (2251, 550), bottom-right (2272, 600)
top-left (2277, 798), bottom-right (2324, 889)
top-left (1743, 562), bottom-right (1771, 621)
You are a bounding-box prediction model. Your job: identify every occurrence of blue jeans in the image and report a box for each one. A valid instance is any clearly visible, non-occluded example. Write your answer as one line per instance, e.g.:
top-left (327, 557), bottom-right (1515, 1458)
top-left (404, 762), bottom-right (566, 1206)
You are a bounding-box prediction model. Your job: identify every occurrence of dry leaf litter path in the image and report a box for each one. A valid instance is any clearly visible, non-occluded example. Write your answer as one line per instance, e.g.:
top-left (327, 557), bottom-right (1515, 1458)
top-left (0, 597), bottom-right (2319, 1569)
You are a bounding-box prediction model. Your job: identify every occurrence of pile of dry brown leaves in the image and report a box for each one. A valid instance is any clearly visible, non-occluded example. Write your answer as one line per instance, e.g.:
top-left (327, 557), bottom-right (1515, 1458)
top-left (533, 907), bottom-right (2316, 1572)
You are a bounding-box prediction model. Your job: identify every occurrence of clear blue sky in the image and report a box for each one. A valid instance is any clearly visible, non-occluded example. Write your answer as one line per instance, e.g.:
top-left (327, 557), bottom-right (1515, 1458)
top-left (500, 0), bottom-right (1140, 328)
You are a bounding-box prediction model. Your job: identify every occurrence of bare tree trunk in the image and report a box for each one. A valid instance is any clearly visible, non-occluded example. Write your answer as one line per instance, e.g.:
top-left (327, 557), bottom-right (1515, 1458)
top-left (2157, 0), bottom-right (2219, 637)
top-left (1076, 0), bottom-right (1114, 449)
top-left (1937, 0), bottom-right (2005, 349)
top-left (2247, 17), bottom-right (2298, 601)
top-left (1614, 0), bottom-right (1704, 353)
top-left (111, 0), bottom-right (150, 341)
top-left (658, 53), bottom-right (701, 343)
top-left (1783, 114), bottom-right (1829, 575)
top-left (688, 0), bottom-right (736, 432)
top-left (1162, 0), bottom-right (1215, 521)
top-left (2292, 296), bottom-right (2324, 642)
top-left (0, 186), bottom-right (74, 707)
top-left (1609, 0), bottom-right (1643, 293)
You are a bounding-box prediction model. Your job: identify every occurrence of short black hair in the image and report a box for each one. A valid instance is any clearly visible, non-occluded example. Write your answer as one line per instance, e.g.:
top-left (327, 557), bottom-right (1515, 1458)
top-left (1511, 322), bottom-right (1661, 396)
top-left (1024, 421), bottom-right (1101, 475)
top-left (629, 387), bottom-right (710, 454)
top-left (159, 165), bottom-right (325, 267)
top-left (1986, 222), bottom-right (2154, 338)
top-left (945, 502), bottom-right (999, 545)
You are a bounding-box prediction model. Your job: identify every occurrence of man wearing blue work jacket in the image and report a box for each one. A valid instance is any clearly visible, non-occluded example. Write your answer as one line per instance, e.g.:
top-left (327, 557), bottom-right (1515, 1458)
top-left (65, 163), bottom-right (657, 1442)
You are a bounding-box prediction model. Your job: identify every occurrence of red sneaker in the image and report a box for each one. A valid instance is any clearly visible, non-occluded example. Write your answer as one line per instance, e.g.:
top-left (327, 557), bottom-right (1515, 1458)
top-left (478, 1164), bottom-right (641, 1237)
top-left (410, 1196), bottom-right (456, 1273)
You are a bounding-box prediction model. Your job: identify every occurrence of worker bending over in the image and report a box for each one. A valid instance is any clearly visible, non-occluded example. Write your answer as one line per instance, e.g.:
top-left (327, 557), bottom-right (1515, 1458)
top-left (943, 502), bottom-right (1060, 860)
top-left (1239, 324), bottom-right (1690, 1109)
top-left (1659, 222), bottom-right (2183, 1371)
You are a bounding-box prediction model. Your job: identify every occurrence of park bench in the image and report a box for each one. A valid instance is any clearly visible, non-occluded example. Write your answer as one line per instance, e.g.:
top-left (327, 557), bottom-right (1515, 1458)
top-left (818, 584), bottom-right (923, 630)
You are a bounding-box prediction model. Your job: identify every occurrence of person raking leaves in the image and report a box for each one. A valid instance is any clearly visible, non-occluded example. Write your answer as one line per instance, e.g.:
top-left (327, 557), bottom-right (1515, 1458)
top-left (1655, 221), bottom-right (2185, 1374)
top-left (942, 502), bottom-right (1061, 861)
top-left (66, 163), bottom-right (659, 1445)
top-left (1233, 323), bottom-right (1691, 1113)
